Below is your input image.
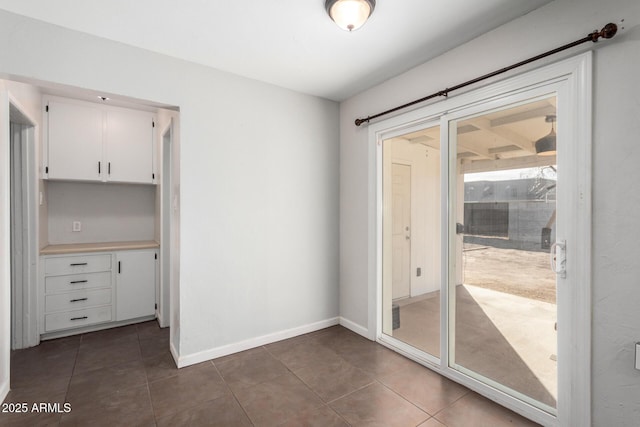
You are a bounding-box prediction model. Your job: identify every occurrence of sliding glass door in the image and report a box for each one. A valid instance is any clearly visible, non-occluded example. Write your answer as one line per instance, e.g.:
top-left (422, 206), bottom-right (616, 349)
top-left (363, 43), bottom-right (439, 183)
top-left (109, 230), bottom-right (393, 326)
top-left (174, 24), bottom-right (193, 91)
top-left (376, 55), bottom-right (592, 426)
top-left (447, 96), bottom-right (558, 414)
top-left (381, 95), bottom-right (559, 413)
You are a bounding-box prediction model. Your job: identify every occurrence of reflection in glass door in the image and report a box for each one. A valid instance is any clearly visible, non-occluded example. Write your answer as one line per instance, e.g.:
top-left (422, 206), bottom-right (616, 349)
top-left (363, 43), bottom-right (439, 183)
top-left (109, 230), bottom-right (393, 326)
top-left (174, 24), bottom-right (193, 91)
top-left (449, 96), bottom-right (558, 413)
top-left (381, 124), bottom-right (441, 359)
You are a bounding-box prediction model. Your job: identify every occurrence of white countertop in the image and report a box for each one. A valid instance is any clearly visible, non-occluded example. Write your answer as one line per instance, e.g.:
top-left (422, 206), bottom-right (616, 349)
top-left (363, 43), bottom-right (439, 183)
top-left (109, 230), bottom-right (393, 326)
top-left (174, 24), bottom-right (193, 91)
top-left (40, 240), bottom-right (160, 255)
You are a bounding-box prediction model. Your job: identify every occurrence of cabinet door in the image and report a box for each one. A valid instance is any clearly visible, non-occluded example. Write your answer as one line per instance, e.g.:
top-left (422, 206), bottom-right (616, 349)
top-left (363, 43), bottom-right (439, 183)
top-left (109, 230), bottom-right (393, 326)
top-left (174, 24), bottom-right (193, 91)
top-left (106, 109), bottom-right (154, 184)
top-left (116, 250), bottom-right (156, 321)
top-left (47, 100), bottom-right (103, 181)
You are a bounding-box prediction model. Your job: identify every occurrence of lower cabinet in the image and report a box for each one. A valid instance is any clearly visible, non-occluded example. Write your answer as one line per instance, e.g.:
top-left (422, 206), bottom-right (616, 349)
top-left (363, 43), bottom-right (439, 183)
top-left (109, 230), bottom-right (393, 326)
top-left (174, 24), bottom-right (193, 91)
top-left (116, 250), bottom-right (156, 321)
top-left (41, 248), bottom-right (157, 336)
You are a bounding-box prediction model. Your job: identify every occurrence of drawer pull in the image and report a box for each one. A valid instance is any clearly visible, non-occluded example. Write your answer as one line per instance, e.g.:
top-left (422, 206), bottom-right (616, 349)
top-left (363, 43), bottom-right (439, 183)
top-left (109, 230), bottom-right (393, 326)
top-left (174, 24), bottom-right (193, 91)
top-left (70, 280), bottom-right (88, 284)
top-left (70, 316), bottom-right (88, 321)
top-left (70, 298), bottom-right (88, 303)
top-left (70, 263), bottom-right (88, 266)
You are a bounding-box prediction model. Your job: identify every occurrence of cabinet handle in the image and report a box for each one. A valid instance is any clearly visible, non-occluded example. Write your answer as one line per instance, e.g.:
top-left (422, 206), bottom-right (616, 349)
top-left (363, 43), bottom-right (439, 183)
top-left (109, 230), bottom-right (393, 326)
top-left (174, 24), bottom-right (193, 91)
top-left (70, 298), bottom-right (88, 303)
top-left (98, 161), bottom-right (101, 174)
top-left (70, 263), bottom-right (88, 266)
top-left (118, 261), bottom-right (121, 274)
top-left (70, 316), bottom-right (88, 321)
top-left (70, 280), bottom-right (88, 284)
top-left (108, 162), bottom-right (111, 175)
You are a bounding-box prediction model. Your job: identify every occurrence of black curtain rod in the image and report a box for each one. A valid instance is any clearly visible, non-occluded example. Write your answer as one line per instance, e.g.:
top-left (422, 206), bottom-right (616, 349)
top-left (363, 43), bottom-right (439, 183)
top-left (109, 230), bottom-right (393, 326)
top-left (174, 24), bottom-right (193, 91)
top-left (354, 23), bottom-right (618, 126)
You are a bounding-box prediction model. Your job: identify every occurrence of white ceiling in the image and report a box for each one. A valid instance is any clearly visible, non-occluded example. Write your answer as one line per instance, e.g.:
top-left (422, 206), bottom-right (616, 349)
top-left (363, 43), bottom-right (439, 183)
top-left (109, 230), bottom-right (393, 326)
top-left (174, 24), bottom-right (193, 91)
top-left (0, 0), bottom-right (551, 101)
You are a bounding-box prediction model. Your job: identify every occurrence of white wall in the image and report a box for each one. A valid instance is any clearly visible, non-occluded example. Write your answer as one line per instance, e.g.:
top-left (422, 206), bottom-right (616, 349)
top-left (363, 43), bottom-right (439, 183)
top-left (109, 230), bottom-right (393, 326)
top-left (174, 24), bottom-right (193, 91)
top-left (0, 8), bottom-right (339, 367)
top-left (46, 182), bottom-right (156, 244)
top-left (339, 0), bottom-right (640, 423)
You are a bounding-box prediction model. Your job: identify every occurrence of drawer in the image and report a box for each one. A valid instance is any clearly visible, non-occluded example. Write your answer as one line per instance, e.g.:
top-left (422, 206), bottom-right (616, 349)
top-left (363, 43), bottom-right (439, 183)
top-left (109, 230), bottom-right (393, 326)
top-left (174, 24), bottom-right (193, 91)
top-left (45, 272), bottom-right (112, 294)
top-left (45, 254), bottom-right (112, 276)
top-left (45, 288), bottom-right (112, 313)
top-left (44, 306), bottom-right (112, 332)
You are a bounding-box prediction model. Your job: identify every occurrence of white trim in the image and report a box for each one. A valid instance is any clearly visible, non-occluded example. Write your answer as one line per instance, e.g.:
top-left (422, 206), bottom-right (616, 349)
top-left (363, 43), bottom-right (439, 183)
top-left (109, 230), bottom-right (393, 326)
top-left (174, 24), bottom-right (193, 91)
top-left (367, 53), bottom-right (592, 427)
top-left (175, 317), bottom-right (340, 368)
top-left (0, 378), bottom-right (8, 403)
top-left (170, 339), bottom-right (180, 367)
top-left (159, 119), bottom-right (173, 329)
top-left (339, 316), bottom-right (369, 338)
top-left (556, 51), bottom-right (592, 427)
top-left (7, 93), bottom-right (40, 350)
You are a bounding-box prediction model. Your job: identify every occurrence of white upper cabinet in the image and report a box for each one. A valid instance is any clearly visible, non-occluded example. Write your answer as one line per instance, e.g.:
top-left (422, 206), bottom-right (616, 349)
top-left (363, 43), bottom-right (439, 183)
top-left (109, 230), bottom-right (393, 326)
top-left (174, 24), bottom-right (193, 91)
top-left (44, 96), bottom-right (156, 185)
top-left (106, 109), bottom-right (154, 184)
top-left (47, 100), bottom-right (103, 181)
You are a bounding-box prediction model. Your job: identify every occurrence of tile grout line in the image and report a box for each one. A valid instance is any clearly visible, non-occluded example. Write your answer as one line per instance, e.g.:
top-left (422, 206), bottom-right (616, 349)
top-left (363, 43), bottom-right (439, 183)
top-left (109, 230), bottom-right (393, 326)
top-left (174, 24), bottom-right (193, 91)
top-left (429, 388), bottom-right (472, 424)
top-left (266, 327), bottom-right (382, 425)
top-left (281, 348), bottom-right (355, 427)
top-left (144, 381), bottom-right (159, 427)
top-left (374, 378), bottom-right (432, 423)
top-left (138, 325), bottom-right (160, 427)
top-left (325, 380), bottom-right (377, 406)
top-left (60, 335), bottom-right (82, 426)
top-left (218, 336), bottom-right (354, 426)
top-left (149, 360), bottom-right (220, 421)
top-left (210, 359), bottom-right (256, 426)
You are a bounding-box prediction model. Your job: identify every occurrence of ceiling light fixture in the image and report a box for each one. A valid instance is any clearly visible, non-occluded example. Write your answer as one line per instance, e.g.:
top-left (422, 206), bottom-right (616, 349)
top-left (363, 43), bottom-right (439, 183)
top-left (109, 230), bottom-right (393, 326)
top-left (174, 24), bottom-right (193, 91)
top-left (535, 115), bottom-right (557, 156)
top-left (325, 0), bottom-right (375, 32)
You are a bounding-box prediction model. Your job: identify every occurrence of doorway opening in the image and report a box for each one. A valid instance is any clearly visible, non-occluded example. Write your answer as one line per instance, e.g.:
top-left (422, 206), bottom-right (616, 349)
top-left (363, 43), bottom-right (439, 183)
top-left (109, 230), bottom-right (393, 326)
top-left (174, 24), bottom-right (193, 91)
top-left (381, 96), bottom-right (559, 418)
top-left (1, 80), bottom-right (183, 412)
top-left (2, 79), bottom-right (181, 351)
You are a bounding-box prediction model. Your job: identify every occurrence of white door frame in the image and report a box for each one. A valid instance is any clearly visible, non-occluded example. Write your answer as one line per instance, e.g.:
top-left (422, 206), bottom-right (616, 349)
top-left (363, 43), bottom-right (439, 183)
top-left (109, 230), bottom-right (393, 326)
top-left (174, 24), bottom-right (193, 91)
top-left (8, 95), bottom-right (39, 350)
top-left (367, 53), bottom-right (592, 427)
top-left (159, 119), bottom-right (174, 328)
top-left (1, 86), bottom-right (10, 403)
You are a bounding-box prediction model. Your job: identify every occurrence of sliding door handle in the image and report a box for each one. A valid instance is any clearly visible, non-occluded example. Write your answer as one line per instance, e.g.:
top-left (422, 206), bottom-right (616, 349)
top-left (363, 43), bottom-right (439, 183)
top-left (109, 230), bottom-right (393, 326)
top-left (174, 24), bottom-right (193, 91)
top-left (550, 240), bottom-right (566, 278)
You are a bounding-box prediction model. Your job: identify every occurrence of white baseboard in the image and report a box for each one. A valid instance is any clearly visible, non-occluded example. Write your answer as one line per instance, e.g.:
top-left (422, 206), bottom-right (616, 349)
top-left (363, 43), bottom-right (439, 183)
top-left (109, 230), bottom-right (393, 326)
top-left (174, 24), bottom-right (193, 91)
top-left (0, 378), bottom-right (9, 403)
top-left (339, 317), bottom-right (370, 339)
top-left (169, 340), bottom-right (179, 367)
top-left (176, 317), bottom-right (340, 368)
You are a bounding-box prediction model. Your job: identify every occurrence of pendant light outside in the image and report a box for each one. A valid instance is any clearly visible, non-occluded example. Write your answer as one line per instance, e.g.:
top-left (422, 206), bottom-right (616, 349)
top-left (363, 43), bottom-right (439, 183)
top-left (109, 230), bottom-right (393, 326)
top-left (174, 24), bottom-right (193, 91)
top-left (535, 115), bottom-right (557, 156)
top-left (325, 0), bottom-right (376, 32)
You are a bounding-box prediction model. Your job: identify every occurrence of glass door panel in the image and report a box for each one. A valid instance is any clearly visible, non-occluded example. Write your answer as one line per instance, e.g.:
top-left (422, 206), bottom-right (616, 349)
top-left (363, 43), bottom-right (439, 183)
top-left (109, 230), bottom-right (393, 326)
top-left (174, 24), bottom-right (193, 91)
top-left (382, 124), bottom-right (441, 359)
top-left (449, 96), bottom-right (558, 413)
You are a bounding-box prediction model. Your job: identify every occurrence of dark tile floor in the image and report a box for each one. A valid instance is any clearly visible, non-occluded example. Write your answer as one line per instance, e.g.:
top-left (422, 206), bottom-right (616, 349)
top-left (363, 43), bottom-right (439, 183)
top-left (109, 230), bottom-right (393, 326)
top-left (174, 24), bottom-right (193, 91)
top-left (1, 322), bottom-right (540, 426)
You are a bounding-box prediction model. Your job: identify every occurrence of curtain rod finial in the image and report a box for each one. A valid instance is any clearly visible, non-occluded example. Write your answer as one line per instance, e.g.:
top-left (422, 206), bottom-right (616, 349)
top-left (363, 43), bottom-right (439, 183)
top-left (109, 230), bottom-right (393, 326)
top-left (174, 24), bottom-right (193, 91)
top-left (592, 23), bottom-right (617, 41)
top-left (600, 23), bottom-right (618, 39)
